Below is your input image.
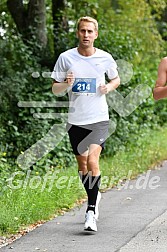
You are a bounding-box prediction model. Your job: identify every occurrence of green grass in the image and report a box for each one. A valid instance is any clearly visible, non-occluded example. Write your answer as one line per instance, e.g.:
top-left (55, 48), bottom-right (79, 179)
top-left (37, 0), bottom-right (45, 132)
top-left (0, 126), bottom-right (167, 236)
top-left (100, 126), bottom-right (167, 189)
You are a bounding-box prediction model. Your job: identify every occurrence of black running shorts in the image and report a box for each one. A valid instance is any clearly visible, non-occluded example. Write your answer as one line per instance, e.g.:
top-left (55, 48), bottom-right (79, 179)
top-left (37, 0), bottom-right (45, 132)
top-left (66, 121), bottom-right (109, 155)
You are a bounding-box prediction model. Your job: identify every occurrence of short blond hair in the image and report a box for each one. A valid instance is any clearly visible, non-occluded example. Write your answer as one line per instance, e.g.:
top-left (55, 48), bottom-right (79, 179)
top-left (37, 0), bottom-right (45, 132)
top-left (77, 16), bottom-right (98, 31)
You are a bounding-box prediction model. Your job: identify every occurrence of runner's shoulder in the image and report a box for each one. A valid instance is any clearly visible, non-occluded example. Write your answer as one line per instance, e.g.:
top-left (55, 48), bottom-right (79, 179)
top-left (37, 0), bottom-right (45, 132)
top-left (59, 48), bottom-right (77, 58)
top-left (95, 48), bottom-right (115, 59)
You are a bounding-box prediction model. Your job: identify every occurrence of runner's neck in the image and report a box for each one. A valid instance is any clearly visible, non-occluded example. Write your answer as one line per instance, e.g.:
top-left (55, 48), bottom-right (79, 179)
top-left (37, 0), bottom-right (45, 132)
top-left (77, 47), bottom-right (96, 57)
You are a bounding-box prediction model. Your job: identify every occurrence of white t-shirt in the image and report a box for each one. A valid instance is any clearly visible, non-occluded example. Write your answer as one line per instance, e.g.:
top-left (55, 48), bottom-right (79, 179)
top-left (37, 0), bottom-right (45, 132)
top-left (51, 47), bottom-right (118, 125)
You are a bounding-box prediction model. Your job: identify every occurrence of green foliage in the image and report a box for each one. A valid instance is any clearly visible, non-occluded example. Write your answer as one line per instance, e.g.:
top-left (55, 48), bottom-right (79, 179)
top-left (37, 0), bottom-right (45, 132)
top-left (148, 0), bottom-right (166, 19)
top-left (0, 29), bottom-right (73, 170)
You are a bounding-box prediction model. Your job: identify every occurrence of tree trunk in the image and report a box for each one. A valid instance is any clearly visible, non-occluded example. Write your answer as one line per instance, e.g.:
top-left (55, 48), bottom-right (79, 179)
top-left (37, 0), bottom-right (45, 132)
top-left (27, 0), bottom-right (47, 48)
top-left (7, 0), bottom-right (47, 52)
top-left (7, 0), bottom-right (28, 37)
top-left (52, 0), bottom-right (68, 57)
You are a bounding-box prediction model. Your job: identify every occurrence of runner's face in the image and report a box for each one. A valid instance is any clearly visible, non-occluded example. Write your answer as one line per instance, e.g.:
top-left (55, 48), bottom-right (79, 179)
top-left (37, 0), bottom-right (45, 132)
top-left (77, 21), bottom-right (98, 48)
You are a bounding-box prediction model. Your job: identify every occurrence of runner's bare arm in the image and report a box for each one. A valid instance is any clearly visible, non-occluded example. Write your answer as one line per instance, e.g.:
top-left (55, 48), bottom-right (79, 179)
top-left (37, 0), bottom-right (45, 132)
top-left (99, 76), bottom-right (120, 94)
top-left (52, 72), bottom-right (75, 95)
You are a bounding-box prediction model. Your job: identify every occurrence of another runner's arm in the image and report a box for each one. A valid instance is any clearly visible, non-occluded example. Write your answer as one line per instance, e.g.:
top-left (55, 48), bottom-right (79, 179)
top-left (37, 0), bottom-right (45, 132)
top-left (52, 72), bottom-right (75, 95)
top-left (153, 57), bottom-right (167, 100)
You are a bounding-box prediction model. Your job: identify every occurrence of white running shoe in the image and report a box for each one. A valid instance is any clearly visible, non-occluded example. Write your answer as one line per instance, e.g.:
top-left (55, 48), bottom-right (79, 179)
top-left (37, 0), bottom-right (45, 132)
top-left (95, 191), bottom-right (101, 220)
top-left (84, 210), bottom-right (97, 232)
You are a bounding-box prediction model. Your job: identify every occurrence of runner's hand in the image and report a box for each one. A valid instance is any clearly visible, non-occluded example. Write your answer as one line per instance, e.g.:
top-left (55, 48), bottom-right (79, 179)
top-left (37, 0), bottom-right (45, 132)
top-left (99, 84), bottom-right (109, 94)
top-left (66, 72), bottom-right (75, 86)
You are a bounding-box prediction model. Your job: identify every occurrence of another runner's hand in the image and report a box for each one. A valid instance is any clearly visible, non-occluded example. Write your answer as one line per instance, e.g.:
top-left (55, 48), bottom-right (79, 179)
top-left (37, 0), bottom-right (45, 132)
top-left (99, 84), bottom-right (108, 94)
top-left (66, 72), bottom-right (75, 86)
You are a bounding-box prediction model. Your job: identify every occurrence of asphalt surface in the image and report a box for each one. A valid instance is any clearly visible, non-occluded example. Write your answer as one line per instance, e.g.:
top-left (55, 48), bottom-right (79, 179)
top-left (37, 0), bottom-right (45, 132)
top-left (1, 161), bottom-right (167, 252)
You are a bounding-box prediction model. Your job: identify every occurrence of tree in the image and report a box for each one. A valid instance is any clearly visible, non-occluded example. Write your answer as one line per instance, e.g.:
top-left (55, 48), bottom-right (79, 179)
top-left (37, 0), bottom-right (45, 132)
top-left (52, 0), bottom-right (67, 57)
top-left (7, 0), bottom-right (47, 53)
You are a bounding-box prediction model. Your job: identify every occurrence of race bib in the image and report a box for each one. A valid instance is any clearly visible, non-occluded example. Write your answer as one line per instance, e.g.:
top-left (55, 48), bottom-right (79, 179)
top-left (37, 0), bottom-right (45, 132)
top-left (72, 78), bottom-right (96, 95)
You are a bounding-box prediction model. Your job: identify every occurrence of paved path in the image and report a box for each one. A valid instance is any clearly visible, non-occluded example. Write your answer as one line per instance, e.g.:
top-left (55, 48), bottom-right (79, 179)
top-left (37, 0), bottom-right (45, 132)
top-left (1, 161), bottom-right (167, 252)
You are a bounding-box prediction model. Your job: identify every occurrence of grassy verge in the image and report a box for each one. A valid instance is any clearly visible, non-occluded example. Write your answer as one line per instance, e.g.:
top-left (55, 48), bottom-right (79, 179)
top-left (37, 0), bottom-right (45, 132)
top-left (0, 126), bottom-right (167, 236)
top-left (100, 126), bottom-right (167, 189)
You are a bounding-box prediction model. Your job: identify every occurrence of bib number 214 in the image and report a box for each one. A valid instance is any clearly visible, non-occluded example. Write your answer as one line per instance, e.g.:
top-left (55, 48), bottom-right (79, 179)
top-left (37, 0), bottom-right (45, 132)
top-left (72, 78), bottom-right (96, 94)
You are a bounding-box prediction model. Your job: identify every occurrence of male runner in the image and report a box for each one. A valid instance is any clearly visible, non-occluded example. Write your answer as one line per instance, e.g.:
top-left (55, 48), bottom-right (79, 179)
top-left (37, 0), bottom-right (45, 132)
top-left (51, 16), bottom-right (120, 232)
